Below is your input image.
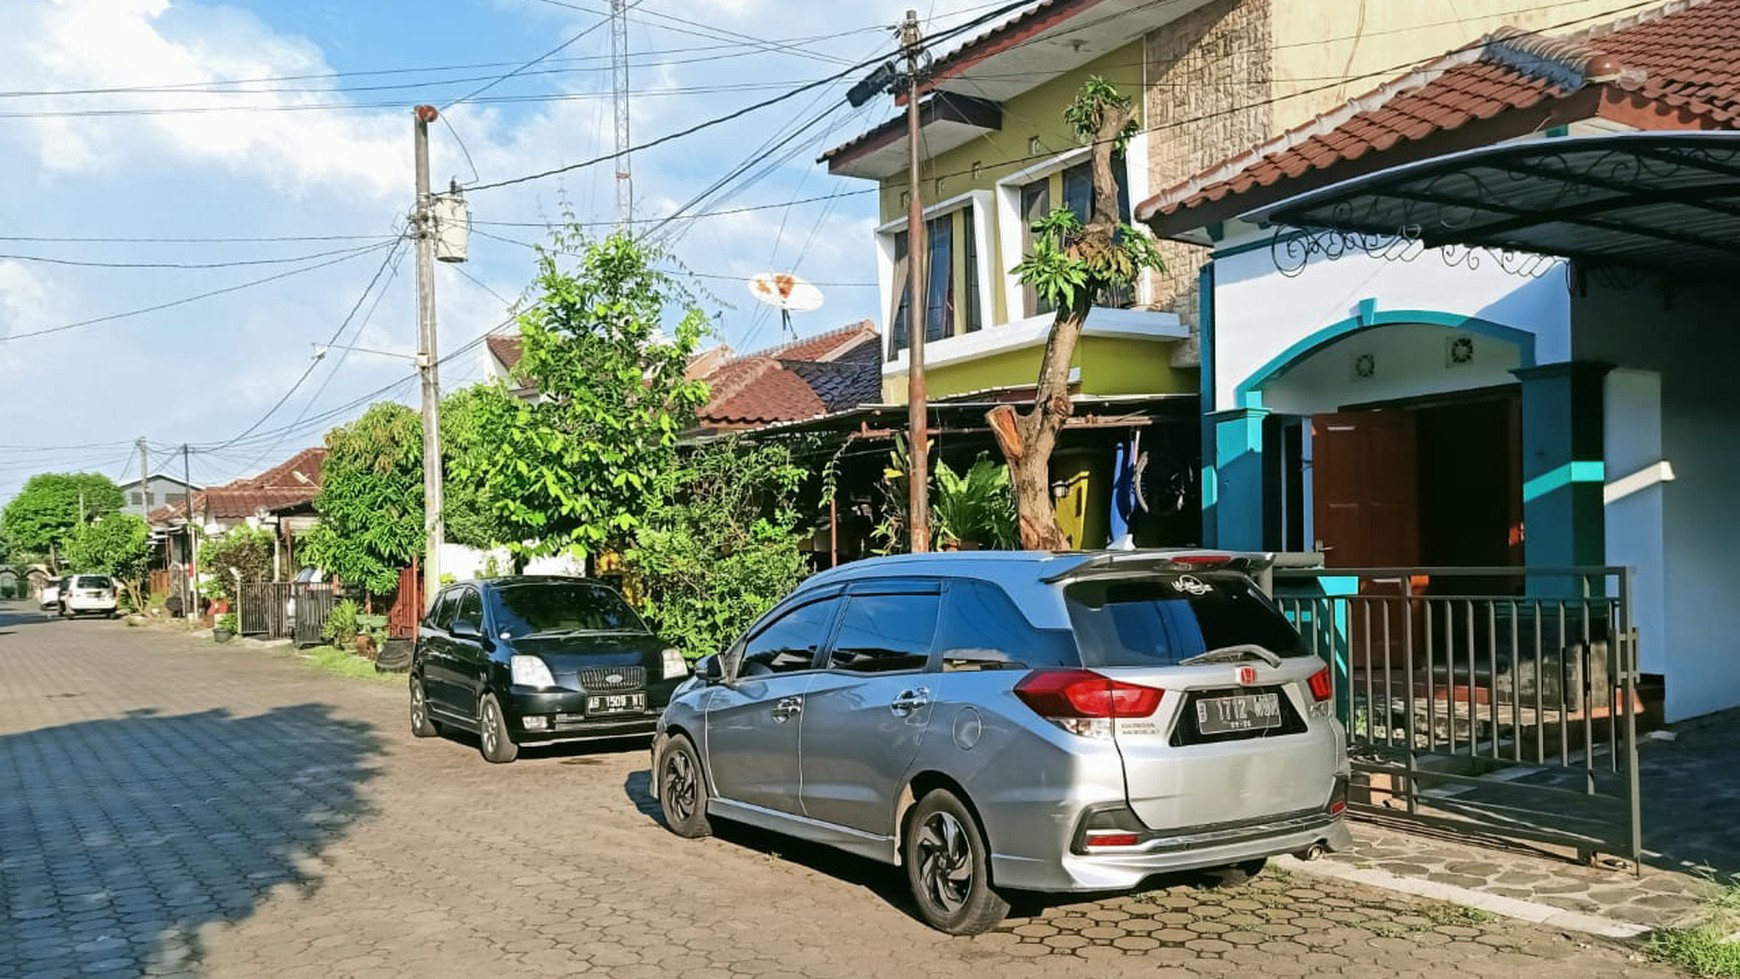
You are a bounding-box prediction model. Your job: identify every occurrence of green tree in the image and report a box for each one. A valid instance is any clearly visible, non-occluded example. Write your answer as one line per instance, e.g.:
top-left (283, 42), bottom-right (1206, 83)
top-left (624, 438), bottom-right (809, 660)
top-left (987, 78), bottom-right (1164, 549)
top-left (198, 526), bottom-right (275, 601)
top-left (440, 385), bottom-right (517, 551)
top-left (300, 403), bottom-right (424, 597)
top-left (467, 228), bottom-right (710, 561)
top-left (65, 513), bottom-right (150, 609)
top-left (1, 472), bottom-right (125, 566)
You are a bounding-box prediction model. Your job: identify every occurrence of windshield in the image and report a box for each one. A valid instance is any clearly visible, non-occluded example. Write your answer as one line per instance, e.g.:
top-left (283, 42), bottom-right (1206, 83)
top-left (489, 581), bottom-right (648, 639)
top-left (1064, 573), bottom-right (1308, 668)
top-left (75, 576), bottom-right (112, 589)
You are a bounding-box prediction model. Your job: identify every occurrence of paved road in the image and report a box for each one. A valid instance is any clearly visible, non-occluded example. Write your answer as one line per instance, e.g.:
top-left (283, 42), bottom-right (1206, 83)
top-left (0, 603), bottom-right (1681, 978)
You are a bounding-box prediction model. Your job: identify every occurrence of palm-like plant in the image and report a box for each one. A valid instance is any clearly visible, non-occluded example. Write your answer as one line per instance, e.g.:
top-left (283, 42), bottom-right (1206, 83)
top-left (932, 455), bottom-right (1019, 551)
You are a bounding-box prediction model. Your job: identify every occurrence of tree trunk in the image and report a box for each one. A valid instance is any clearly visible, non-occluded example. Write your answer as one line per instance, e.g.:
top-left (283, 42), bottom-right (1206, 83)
top-left (987, 98), bottom-right (1132, 551)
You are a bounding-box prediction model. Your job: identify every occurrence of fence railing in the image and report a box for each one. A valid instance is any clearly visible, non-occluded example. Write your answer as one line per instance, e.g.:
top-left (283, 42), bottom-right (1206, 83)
top-left (1273, 566), bottom-right (1641, 867)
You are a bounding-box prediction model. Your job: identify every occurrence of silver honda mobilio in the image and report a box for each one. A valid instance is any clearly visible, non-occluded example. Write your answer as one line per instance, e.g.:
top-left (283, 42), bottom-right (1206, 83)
top-left (650, 550), bottom-right (1352, 934)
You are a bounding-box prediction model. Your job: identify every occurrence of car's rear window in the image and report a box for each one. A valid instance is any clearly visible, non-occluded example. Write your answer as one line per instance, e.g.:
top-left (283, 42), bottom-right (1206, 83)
top-left (489, 581), bottom-right (647, 639)
top-left (75, 576), bottom-right (112, 589)
top-left (1064, 573), bottom-right (1308, 668)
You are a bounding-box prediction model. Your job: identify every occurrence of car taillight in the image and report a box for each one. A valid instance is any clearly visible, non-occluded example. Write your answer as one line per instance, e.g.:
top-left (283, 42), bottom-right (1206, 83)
top-left (1083, 831), bottom-right (1141, 848)
top-left (1307, 666), bottom-right (1333, 703)
top-left (1014, 669), bottom-right (1162, 722)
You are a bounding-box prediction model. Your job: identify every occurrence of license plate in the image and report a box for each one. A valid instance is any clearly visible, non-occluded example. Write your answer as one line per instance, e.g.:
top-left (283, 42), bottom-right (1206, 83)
top-left (586, 693), bottom-right (646, 715)
top-left (1195, 692), bottom-right (1282, 735)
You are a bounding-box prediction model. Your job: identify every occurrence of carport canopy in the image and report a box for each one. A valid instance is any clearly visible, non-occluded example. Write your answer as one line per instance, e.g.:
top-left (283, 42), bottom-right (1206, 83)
top-left (1247, 132), bottom-right (1740, 275)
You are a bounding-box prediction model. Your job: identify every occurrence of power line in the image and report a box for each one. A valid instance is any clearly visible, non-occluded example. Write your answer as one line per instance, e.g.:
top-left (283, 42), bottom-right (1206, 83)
top-left (0, 242), bottom-right (397, 342)
top-left (0, 241), bottom-right (399, 270)
top-left (0, 233), bottom-right (393, 244)
top-left (441, 4), bottom-right (622, 111)
top-left (201, 238), bottom-right (408, 455)
top-left (467, 228), bottom-right (873, 285)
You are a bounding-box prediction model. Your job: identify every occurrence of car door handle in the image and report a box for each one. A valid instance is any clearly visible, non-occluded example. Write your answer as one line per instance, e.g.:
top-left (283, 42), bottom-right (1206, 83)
top-left (890, 688), bottom-right (931, 716)
top-left (771, 696), bottom-right (803, 723)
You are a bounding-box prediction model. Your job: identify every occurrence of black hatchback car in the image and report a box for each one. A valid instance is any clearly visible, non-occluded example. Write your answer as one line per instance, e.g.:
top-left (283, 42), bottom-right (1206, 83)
top-left (409, 576), bottom-right (689, 763)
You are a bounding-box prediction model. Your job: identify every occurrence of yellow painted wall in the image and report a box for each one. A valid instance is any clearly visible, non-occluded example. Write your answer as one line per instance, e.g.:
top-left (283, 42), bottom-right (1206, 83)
top-left (1268, 0), bottom-right (1653, 123)
top-left (881, 334), bottom-right (1193, 403)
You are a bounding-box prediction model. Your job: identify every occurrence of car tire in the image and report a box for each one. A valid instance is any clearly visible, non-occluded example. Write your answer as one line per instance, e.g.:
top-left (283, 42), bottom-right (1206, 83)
top-left (409, 675), bottom-right (440, 738)
top-left (477, 692), bottom-right (519, 764)
top-left (903, 788), bottom-right (1009, 935)
top-left (656, 734), bottom-right (711, 839)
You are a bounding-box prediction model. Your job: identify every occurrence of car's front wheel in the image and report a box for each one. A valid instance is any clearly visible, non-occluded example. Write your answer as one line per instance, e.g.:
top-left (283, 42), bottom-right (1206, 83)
top-left (409, 675), bottom-right (439, 738)
top-left (477, 692), bottom-right (519, 764)
top-left (656, 734), bottom-right (711, 839)
top-left (903, 788), bottom-right (1009, 935)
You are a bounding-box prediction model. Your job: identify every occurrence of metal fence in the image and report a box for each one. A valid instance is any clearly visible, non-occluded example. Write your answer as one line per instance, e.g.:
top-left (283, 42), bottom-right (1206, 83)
top-left (1273, 566), bottom-right (1641, 868)
top-left (238, 582), bottom-right (340, 647)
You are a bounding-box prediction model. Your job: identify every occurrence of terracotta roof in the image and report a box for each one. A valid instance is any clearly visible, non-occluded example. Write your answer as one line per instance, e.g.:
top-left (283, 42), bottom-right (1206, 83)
top-left (1139, 0), bottom-right (1740, 235)
top-left (911, 0), bottom-right (1100, 100)
top-left (695, 321), bottom-right (881, 429)
top-left (148, 447), bottom-right (327, 525)
top-left (485, 334), bottom-right (523, 372)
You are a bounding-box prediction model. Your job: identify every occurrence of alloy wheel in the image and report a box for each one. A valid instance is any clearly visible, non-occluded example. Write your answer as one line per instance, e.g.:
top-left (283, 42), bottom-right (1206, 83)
top-left (664, 749), bottom-right (698, 821)
top-left (410, 684), bottom-right (426, 728)
top-left (916, 811), bottom-right (973, 914)
top-left (481, 700), bottom-right (499, 754)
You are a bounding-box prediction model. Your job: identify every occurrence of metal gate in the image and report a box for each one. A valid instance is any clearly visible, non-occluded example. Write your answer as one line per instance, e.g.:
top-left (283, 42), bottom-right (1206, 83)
top-left (1273, 566), bottom-right (1642, 868)
top-left (238, 581), bottom-right (338, 646)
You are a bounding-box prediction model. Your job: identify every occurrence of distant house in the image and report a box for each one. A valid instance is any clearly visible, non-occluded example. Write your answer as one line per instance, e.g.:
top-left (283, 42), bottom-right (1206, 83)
top-left (148, 447), bottom-right (328, 579)
top-left (117, 473), bottom-right (201, 518)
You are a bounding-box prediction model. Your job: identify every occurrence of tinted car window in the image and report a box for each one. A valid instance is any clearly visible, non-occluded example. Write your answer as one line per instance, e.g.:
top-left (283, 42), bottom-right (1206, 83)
top-left (1065, 573), bottom-right (1308, 667)
top-left (935, 579), bottom-right (1077, 670)
top-left (425, 591), bottom-right (455, 630)
top-left (741, 597), bottom-right (841, 675)
top-left (75, 576), bottom-right (112, 590)
top-left (454, 588), bottom-right (484, 630)
top-left (489, 581), bottom-right (646, 639)
top-left (829, 593), bottom-right (940, 673)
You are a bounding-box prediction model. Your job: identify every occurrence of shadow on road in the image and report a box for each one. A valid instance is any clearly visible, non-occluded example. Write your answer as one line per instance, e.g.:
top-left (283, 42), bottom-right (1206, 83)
top-left (0, 704), bottom-right (381, 978)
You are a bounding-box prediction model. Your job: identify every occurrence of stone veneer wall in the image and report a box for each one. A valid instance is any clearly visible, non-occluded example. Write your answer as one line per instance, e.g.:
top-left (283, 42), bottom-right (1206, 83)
top-left (1142, 0), bottom-right (1275, 367)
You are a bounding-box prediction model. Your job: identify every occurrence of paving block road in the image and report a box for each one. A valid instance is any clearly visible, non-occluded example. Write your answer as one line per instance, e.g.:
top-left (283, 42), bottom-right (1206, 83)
top-left (0, 602), bottom-right (1687, 978)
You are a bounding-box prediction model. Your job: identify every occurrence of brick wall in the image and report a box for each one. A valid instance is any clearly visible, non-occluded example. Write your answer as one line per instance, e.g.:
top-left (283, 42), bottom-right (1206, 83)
top-left (1142, 0), bottom-right (1274, 366)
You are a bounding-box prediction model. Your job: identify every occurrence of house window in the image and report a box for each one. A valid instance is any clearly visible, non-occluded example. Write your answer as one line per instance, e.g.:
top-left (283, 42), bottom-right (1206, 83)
top-left (130, 491), bottom-right (143, 506)
top-left (144, 491), bottom-right (156, 506)
top-left (889, 203), bottom-right (982, 360)
top-left (1016, 157), bottom-right (1135, 318)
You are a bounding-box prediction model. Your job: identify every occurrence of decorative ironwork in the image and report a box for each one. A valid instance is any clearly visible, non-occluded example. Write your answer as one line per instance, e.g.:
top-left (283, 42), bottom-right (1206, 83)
top-left (1270, 225), bottom-right (1557, 279)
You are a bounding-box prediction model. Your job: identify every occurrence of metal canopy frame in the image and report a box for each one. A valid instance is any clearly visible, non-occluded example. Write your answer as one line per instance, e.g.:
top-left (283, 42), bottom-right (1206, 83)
top-left (1251, 132), bottom-right (1740, 276)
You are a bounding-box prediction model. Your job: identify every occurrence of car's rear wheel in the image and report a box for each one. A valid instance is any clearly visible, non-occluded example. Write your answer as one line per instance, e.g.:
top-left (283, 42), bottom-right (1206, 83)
top-left (656, 734), bottom-right (711, 839)
top-left (903, 789), bottom-right (1009, 935)
top-left (477, 693), bottom-right (518, 763)
top-left (409, 676), bottom-right (439, 738)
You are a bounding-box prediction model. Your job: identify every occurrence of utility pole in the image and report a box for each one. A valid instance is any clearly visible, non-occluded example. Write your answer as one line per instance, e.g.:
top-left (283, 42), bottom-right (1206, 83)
top-left (413, 104), bottom-right (445, 609)
top-left (902, 9), bottom-right (931, 553)
top-left (183, 444), bottom-right (197, 617)
top-left (136, 437), bottom-right (149, 511)
top-left (610, 0), bottom-right (633, 226)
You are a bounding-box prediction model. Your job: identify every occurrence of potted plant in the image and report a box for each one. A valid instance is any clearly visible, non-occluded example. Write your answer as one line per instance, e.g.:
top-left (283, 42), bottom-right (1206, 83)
top-left (932, 455), bottom-right (1020, 552)
top-left (213, 612), bottom-right (237, 643)
top-left (354, 613), bottom-right (389, 659)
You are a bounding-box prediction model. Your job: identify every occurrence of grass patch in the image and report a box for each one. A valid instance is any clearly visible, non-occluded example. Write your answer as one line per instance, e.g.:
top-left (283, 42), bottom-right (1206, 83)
top-left (1648, 880), bottom-right (1740, 978)
top-left (1423, 902), bottom-right (1497, 927)
top-left (305, 645), bottom-right (398, 683)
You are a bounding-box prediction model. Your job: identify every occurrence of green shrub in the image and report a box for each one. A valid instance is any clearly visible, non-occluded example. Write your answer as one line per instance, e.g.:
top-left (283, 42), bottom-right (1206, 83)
top-left (323, 599), bottom-right (360, 648)
top-left (215, 612), bottom-right (238, 633)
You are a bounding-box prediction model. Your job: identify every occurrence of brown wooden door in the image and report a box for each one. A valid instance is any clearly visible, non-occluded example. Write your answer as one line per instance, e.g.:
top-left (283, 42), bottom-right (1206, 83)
top-left (1313, 412), bottom-right (1421, 674)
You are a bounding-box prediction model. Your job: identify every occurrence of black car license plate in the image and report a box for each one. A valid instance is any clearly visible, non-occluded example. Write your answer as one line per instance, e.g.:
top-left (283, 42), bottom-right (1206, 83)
top-left (1195, 692), bottom-right (1282, 735)
top-left (586, 692), bottom-right (646, 715)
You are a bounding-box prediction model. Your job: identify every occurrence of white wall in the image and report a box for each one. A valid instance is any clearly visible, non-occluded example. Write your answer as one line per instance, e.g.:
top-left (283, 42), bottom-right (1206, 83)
top-left (1211, 236), bottom-right (1571, 412)
top-left (1262, 322), bottom-right (1523, 415)
top-left (1575, 283), bottom-right (1740, 722)
top-left (1603, 370), bottom-right (1667, 677)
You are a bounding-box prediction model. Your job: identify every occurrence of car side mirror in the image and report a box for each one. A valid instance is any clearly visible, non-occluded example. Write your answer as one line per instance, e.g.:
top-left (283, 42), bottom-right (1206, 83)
top-left (450, 619), bottom-right (481, 640)
top-left (695, 653), bottom-right (725, 684)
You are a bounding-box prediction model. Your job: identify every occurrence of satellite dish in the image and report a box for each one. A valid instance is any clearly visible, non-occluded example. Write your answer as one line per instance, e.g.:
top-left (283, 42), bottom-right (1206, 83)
top-left (748, 272), bottom-right (824, 337)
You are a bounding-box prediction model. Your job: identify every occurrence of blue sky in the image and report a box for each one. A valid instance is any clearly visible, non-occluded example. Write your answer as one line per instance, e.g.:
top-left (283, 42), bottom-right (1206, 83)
top-left (0, 0), bottom-right (988, 505)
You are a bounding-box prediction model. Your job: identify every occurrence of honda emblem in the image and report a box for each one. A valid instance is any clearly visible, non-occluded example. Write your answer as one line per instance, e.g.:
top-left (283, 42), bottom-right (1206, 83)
top-left (1237, 666), bottom-right (1257, 686)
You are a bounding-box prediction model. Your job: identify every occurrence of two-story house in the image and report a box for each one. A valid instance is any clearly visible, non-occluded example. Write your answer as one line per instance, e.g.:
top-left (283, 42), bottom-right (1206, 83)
top-left (117, 473), bottom-right (200, 519)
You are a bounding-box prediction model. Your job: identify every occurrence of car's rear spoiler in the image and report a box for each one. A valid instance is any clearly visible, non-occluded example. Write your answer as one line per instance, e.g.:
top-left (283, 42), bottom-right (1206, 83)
top-left (1041, 550), bottom-right (1279, 584)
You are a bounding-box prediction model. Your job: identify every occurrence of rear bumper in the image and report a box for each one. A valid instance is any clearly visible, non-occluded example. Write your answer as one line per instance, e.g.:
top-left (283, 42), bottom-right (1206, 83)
top-left (503, 688), bottom-right (660, 743)
top-left (993, 812), bottom-right (1352, 892)
top-left (64, 597), bottom-right (116, 612)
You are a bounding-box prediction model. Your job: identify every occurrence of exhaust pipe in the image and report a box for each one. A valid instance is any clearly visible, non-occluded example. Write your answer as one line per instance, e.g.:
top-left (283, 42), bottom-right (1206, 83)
top-left (1293, 841), bottom-right (1327, 862)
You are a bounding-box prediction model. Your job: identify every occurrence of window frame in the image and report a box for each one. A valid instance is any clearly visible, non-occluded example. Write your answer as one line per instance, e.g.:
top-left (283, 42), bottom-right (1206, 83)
top-left (821, 578), bottom-right (945, 676)
top-left (994, 146), bottom-right (1149, 322)
top-left (730, 588), bottom-right (847, 678)
top-left (453, 587), bottom-right (484, 633)
top-left (877, 190), bottom-right (995, 366)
